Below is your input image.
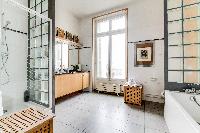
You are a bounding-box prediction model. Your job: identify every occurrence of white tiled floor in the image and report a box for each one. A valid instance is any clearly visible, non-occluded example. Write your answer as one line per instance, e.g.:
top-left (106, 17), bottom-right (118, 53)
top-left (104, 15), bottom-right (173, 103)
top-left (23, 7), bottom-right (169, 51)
top-left (55, 92), bottom-right (169, 133)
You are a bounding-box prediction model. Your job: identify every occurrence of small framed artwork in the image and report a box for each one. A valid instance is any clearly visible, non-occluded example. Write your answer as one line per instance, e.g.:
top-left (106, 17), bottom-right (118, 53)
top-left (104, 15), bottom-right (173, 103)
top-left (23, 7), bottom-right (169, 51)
top-left (135, 42), bottom-right (154, 67)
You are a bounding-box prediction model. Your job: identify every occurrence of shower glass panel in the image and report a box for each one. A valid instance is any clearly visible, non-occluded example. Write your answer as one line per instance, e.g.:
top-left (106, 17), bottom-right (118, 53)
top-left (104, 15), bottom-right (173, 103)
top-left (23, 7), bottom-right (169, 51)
top-left (28, 0), bottom-right (51, 106)
top-left (167, 0), bottom-right (200, 84)
top-left (0, 0), bottom-right (52, 115)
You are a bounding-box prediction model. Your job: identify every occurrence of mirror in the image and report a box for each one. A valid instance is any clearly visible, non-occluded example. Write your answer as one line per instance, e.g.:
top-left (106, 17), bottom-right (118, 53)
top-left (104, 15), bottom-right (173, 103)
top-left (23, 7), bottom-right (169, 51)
top-left (68, 44), bottom-right (78, 67)
top-left (55, 39), bottom-right (79, 74)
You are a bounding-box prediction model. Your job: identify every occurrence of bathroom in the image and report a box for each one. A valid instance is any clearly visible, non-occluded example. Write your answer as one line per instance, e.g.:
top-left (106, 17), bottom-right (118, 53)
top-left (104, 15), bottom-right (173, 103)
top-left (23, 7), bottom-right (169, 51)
top-left (0, 0), bottom-right (200, 133)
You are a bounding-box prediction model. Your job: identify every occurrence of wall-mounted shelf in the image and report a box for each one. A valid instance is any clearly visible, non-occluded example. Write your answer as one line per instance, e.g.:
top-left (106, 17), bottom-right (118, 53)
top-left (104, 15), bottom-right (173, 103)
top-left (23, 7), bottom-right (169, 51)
top-left (56, 37), bottom-right (83, 48)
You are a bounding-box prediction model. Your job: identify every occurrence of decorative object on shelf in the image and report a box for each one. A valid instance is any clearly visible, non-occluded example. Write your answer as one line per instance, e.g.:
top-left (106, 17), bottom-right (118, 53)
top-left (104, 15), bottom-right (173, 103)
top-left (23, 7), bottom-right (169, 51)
top-left (56, 27), bottom-right (65, 38)
top-left (71, 64), bottom-right (79, 72)
top-left (75, 36), bottom-right (79, 43)
top-left (65, 31), bottom-right (69, 39)
top-left (135, 42), bottom-right (154, 67)
top-left (68, 32), bottom-right (73, 41)
top-left (0, 107), bottom-right (54, 133)
top-left (56, 27), bottom-right (80, 44)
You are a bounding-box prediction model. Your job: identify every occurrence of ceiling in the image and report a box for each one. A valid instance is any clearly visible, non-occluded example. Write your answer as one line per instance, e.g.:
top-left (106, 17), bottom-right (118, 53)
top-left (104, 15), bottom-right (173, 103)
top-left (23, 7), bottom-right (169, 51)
top-left (57, 0), bottom-right (134, 18)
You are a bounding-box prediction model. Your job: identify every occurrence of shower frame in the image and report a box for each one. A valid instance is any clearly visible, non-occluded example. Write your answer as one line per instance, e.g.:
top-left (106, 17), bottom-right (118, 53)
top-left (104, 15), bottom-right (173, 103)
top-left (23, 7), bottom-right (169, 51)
top-left (164, 0), bottom-right (200, 91)
top-left (0, 0), bottom-right (55, 112)
top-left (27, 0), bottom-right (51, 107)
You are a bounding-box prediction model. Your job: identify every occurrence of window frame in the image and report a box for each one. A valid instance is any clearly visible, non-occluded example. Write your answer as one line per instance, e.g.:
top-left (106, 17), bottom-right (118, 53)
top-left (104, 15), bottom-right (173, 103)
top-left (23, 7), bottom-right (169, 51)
top-left (94, 12), bottom-right (128, 80)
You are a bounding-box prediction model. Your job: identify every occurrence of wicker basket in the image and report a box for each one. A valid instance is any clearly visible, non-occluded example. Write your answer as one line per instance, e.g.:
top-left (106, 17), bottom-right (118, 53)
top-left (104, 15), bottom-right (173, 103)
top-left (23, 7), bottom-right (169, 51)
top-left (0, 107), bottom-right (54, 133)
top-left (124, 85), bottom-right (143, 106)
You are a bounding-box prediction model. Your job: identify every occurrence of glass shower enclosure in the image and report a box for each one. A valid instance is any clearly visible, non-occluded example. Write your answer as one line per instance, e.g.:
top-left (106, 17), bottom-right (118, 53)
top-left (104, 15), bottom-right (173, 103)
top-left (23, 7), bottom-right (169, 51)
top-left (166, 0), bottom-right (200, 90)
top-left (0, 0), bottom-right (53, 114)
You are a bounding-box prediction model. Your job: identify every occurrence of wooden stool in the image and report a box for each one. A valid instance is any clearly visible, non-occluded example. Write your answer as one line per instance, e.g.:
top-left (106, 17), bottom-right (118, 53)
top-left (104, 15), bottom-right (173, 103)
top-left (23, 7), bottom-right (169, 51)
top-left (0, 107), bottom-right (55, 133)
top-left (124, 85), bottom-right (143, 106)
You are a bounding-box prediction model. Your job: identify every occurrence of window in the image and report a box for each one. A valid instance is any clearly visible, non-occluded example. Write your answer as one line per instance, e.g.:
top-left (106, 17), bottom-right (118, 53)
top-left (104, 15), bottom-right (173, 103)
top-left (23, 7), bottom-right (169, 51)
top-left (95, 12), bottom-right (127, 80)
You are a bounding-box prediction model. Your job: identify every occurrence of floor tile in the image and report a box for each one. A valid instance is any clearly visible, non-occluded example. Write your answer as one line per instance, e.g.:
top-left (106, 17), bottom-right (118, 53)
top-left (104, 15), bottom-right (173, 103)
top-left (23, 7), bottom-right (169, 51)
top-left (55, 92), bottom-right (169, 133)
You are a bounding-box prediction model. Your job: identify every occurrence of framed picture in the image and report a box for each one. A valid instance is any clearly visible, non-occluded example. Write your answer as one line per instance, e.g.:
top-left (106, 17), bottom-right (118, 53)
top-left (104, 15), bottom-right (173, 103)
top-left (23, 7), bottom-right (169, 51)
top-left (135, 42), bottom-right (154, 67)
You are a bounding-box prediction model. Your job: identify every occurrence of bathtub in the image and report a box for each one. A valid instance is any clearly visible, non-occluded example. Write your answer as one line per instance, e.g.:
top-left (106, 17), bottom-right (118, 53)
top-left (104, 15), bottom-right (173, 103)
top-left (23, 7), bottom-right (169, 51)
top-left (164, 90), bottom-right (200, 133)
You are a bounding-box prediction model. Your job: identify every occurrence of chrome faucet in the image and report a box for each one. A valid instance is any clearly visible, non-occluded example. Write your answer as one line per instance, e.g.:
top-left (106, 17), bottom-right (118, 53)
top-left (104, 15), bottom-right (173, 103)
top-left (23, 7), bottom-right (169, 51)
top-left (191, 88), bottom-right (196, 93)
top-left (185, 88), bottom-right (200, 95)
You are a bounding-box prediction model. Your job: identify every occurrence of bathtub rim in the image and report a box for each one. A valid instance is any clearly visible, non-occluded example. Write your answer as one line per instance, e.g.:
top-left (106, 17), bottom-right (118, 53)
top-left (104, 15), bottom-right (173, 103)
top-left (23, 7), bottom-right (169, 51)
top-left (165, 90), bottom-right (200, 132)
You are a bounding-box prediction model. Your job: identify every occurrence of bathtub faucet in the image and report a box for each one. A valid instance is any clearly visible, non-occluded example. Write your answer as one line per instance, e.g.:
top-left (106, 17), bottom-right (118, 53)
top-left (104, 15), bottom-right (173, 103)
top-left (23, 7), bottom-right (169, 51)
top-left (192, 88), bottom-right (196, 93)
top-left (185, 88), bottom-right (200, 95)
top-left (191, 88), bottom-right (200, 95)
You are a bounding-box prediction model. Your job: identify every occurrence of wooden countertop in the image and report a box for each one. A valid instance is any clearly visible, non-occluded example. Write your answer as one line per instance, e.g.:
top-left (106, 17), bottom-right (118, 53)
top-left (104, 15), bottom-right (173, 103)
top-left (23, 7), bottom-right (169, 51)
top-left (55, 71), bottom-right (89, 76)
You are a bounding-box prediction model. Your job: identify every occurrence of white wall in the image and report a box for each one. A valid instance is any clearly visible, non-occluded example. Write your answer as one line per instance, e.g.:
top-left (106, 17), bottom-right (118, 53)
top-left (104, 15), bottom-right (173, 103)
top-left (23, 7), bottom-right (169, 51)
top-left (55, 0), bottom-right (80, 66)
top-left (79, 0), bottom-right (164, 102)
top-left (55, 0), bottom-right (80, 36)
top-left (0, 0), bottom-right (28, 112)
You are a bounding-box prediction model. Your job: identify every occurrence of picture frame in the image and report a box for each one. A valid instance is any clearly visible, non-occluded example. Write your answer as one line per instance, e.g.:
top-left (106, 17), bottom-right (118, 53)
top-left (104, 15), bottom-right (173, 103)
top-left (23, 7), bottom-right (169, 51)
top-left (135, 42), bottom-right (154, 67)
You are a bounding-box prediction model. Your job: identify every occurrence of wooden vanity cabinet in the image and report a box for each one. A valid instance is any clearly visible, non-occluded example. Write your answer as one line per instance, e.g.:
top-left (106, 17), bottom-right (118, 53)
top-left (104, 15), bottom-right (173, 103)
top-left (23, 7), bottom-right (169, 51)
top-left (82, 72), bottom-right (90, 89)
top-left (55, 72), bottom-right (90, 99)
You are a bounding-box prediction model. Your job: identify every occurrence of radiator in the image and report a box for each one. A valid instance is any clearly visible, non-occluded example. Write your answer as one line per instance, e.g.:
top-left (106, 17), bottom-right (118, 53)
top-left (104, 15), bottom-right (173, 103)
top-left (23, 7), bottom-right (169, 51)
top-left (95, 82), bottom-right (122, 95)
